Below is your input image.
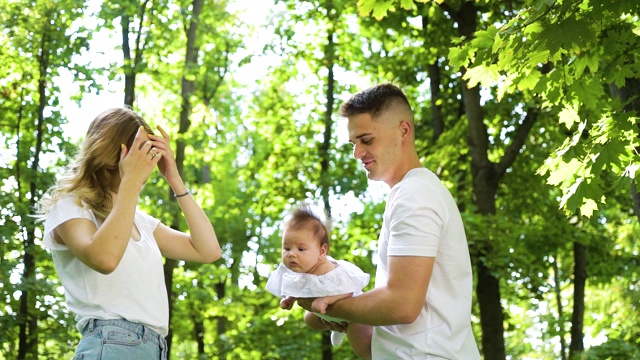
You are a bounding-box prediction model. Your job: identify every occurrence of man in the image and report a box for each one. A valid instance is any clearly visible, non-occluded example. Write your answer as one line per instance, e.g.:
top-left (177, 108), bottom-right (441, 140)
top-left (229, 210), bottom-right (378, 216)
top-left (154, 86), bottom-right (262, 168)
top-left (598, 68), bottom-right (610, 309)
top-left (299, 83), bottom-right (480, 359)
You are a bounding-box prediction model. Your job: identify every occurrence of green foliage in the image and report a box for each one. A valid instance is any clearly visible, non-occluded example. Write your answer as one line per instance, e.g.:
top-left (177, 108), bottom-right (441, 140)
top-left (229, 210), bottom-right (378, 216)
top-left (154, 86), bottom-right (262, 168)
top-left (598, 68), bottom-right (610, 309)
top-left (357, 0), bottom-right (427, 20)
top-left (580, 339), bottom-right (640, 360)
top-left (2, 0), bottom-right (640, 359)
top-left (449, 0), bottom-right (640, 217)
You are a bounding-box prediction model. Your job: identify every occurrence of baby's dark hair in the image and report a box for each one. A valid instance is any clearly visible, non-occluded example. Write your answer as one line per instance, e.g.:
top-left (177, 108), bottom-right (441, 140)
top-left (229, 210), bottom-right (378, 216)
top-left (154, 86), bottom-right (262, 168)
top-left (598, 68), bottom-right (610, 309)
top-left (285, 203), bottom-right (331, 248)
top-left (339, 83), bottom-right (412, 118)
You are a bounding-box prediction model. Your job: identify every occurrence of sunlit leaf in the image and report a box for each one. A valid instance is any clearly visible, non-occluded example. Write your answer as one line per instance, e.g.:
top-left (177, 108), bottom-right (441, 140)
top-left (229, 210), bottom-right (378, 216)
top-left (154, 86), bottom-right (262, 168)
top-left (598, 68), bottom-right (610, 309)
top-left (558, 105), bottom-right (580, 130)
top-left (547, 158), bottom-right (582, 186)
top-left (579, 198), bottom-right (598, 217)
top-left (463, 64), bottom-right (500, 88)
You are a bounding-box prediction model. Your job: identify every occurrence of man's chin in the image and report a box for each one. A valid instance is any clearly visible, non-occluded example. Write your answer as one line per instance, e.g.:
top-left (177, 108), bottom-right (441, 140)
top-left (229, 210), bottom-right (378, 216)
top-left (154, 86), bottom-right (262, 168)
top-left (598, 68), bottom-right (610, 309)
top-left (366, 171), bottom-right (378, 181)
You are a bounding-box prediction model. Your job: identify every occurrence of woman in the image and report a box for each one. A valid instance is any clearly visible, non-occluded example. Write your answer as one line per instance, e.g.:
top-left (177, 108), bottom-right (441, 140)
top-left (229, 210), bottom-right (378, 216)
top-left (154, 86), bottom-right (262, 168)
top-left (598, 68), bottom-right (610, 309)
top-left (38, 107), bottom-right (221, 359)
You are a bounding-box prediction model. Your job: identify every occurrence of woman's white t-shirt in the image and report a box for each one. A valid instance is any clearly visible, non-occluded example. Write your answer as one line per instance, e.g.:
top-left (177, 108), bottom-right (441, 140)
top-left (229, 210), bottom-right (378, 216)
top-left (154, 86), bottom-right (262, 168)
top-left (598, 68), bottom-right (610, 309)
top-left (42, 195), bottom-right (169, 336)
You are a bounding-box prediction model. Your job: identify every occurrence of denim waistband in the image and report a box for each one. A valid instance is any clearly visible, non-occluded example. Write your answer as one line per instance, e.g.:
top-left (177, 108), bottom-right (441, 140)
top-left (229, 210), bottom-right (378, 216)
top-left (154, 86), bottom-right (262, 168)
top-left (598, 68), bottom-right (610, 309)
top-left (84, 318), bottom-right (167, 348)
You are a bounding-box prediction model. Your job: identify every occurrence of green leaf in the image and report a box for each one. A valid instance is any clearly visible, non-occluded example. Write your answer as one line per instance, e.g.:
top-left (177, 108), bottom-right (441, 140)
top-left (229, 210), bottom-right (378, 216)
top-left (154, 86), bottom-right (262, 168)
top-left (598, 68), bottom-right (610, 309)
top-left (547, 158), bottom-right (582, 186)
top-left (572, 78), bottom-right (604, 109)
top-left (357, 0), bottom-right (377, 17)
top-left (526, 49), bottom-right (550, 67)
top-left (400, 0), bottom-right (416, 10)
top-left (358, 0), bottom-right (395, 20)
top-left (517, 70), bottom-right (541, 92)
top-left (472, 27), bottom-right (498, 50)
top-left (558, 105), bottom-right (580, 130)
top-left (524, 22), bottom-right (543, 35)
top-left (463, 64), bottom-right (500, 88)
top-left (448, 44), bottom-right (473, 67)
top-left (573, 54), bottom-right (599, 78)
top-left (579, 198), bottom-right (598, 217)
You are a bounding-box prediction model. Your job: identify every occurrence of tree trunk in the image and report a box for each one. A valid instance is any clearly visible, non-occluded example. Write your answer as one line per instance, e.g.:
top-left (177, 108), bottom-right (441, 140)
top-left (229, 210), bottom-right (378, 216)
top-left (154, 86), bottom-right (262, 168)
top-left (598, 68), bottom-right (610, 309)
top-left (553, 257), bottom-right (567, 360)
top-left (418, 4), bottom-right (445, 142)
top-left (121, 0), bottom-right (151, 107)
top-left (319, 15), bottom-right (336, 360)
top-left (427, 62), bottom-right (445, 141)
top-left (632, 180), bottom-right (640, 224)
top-left (193, 315), bottom-right (205, 355)
top-left (462, 73), bottom-right (506, 359)
top-left (441, 3), bottom-right (539, 357)
top-left (163, 258), bottom-right (177, 354)
top-left (121, 15), bottom-right (136, 107)
top-left (164, 0), bottom-right (204, 357)
top-left (475, 261), bottom-right (504, 358)
top-left (18, 26), bottom-right (50, 360)
top-left (569, 242), bottom-right (587, 358)
top-left (215, 281), bottom-right (227, 336)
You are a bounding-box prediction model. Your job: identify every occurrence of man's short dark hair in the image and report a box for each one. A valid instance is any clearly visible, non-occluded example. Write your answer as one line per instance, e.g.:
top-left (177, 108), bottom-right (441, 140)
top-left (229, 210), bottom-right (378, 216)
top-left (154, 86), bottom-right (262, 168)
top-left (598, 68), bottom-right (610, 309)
top-left (339, 83), bottom-right (412, 118)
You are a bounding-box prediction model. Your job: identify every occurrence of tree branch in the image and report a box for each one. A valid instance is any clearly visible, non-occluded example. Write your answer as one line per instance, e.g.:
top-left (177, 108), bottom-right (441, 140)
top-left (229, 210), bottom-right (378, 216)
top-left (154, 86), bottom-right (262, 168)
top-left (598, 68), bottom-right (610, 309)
top-left (495, 107), bottom-right (538, 178)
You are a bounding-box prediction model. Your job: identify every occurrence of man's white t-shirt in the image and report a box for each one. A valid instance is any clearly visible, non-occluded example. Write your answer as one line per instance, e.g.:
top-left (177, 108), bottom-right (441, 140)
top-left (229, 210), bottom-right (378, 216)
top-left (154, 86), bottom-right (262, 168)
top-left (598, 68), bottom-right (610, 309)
top-left (372, 168), bottom-right (480, 359)
top-left (42, 195), bottom-right (169, 336)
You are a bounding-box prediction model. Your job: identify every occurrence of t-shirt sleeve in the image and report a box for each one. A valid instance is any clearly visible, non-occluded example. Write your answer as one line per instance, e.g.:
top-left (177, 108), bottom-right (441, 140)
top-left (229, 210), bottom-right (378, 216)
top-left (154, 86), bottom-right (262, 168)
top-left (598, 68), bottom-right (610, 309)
top-left (386, 180), bottom-right (449, 257)
top-left (42, 195), bottom-right (95, 251)
top-left (136, 211), bottom-right (161, 234)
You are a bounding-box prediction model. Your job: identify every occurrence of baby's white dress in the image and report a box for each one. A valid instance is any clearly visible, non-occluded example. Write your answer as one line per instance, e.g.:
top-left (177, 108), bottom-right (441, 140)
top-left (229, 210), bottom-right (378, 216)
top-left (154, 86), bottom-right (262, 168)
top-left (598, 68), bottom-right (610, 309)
top-left (265, 256), bottom-right (370, 346)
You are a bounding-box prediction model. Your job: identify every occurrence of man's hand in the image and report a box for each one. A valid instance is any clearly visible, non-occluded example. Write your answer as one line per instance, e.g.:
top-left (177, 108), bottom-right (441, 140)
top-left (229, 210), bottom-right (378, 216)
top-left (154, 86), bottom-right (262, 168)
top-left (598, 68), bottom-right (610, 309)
top-left (303, 311), bottom-right (347, 332)
top-left (319, 317), bottom-right (348, 332)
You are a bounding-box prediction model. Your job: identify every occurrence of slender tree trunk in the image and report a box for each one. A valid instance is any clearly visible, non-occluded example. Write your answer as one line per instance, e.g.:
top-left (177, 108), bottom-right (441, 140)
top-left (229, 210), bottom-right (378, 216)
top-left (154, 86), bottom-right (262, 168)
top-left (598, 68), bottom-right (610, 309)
top-left (427, 62), bottom-right (445, 141)
top-left (475, 260), bottom-right (503, 356)
top-left (319, 30), bottom-right (335, 214)
top-left (121, 0), bottom-right (151, 107)
top-left (18, 26), bottom-right (50, 360)
top-left (553, 257), bottom-right (567, 360)
top-left (122, 15), bottom-right (136, 107)
top-left (631, 180), bottom-right (640, 224)
top-left (193, 315), bottom-right (205, 355)
top-left (440, 2), bottom-right (541, 358)
top-left (215, 281), bottom-right (227, 336)
top-left (462, 74), bottom-right (506, 359)
top-left (165, 0), bottom-right (204, 357)
top-left (163, 257), bottom-right (177, 355)
top-left (319, 13), bottom-right (336, 360)
top-left (418, 4), bottom-right (445, 142)
top-left (462, 76), bottom-right (537, 359)
top-left (569, 242), bottom-right (587, 359)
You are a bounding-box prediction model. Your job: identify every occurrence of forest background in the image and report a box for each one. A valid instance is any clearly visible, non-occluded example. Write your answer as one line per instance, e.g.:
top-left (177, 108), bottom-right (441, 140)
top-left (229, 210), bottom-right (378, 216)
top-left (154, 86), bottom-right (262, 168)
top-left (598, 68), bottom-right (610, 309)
top-left (1, 0), bottom-right (639, 359)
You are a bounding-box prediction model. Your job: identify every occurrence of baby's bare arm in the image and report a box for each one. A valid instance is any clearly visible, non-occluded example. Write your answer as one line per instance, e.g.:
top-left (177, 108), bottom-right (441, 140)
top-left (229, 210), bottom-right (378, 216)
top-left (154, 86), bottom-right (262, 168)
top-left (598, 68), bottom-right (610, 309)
top-left (280, 296), bottom-right (296, 310)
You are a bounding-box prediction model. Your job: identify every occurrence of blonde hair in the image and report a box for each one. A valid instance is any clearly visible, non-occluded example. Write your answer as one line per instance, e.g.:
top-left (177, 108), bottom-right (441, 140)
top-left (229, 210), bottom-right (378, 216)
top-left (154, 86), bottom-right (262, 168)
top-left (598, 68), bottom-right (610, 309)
top-left (38, 107), bottom-right (153, 220)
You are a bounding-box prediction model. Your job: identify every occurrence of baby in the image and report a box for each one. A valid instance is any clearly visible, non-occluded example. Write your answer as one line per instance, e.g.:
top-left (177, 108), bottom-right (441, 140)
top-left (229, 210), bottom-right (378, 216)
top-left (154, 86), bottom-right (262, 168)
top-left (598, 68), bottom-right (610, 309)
top-left (265, 203), bottom-right (370, 350)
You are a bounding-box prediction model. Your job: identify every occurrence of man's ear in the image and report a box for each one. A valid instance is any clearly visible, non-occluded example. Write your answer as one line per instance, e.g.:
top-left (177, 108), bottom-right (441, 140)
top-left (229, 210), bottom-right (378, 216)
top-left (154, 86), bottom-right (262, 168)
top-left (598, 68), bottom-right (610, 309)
top-left (399, 120), bottom-right (412, 137)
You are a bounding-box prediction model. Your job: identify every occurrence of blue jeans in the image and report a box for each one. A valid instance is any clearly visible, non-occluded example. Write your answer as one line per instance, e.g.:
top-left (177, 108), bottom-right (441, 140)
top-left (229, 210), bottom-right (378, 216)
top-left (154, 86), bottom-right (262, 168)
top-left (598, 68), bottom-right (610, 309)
top-left (73, 319), bottom-right (167, 360)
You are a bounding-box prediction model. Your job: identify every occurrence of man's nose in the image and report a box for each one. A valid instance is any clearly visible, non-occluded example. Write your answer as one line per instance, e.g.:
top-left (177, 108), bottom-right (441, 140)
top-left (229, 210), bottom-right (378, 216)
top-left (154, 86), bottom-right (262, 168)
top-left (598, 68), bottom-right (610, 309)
top-left (353, 144), bottom-right (364, 159)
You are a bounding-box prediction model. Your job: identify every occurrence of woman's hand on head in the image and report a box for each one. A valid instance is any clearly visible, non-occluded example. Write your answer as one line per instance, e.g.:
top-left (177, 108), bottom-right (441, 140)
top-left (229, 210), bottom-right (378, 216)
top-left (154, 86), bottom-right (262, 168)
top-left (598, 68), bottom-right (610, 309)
top-left (119, 126), bottom-right (161, 187)
top-left (147, 125), bottom-right (179, 183)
